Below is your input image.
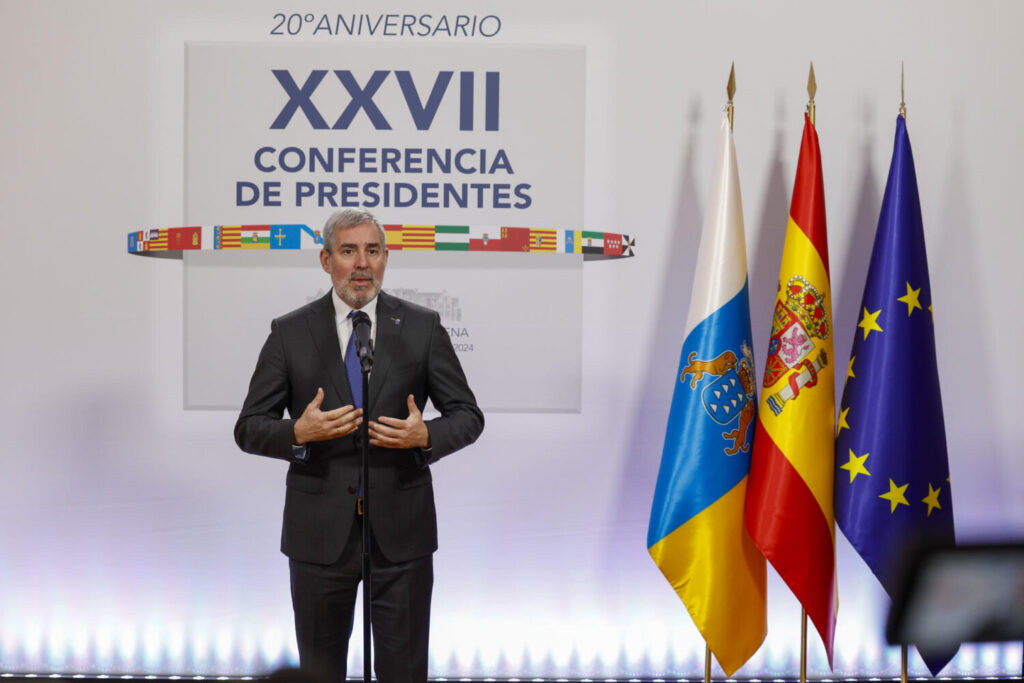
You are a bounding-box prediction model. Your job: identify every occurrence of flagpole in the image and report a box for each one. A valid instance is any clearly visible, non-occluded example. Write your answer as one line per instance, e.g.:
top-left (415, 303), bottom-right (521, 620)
top-left (800, 608), bottom-right (808, 683)
top-left (795, 63), bottom-right (817, 683)
top-left (897, 66), bottom-right (909, 683)
top-left (702, 65), bottom-right (737, 683)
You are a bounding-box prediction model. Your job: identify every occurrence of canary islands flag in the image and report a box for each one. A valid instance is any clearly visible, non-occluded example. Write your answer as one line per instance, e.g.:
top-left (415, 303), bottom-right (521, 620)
top-left (835, 115), bottom-right (956, 675)
top-left (745, 113), bottom-right (837, 665)
top-left (648, 115), bottom-right (766, 676)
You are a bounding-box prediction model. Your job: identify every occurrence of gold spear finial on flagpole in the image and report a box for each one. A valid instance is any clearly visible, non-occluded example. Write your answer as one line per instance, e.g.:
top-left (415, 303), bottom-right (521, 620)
top-left (807, 62), bottom-right (817, 126)
top-left (899, 61), bottom-right (907, 121)
top-left (727, 62), bottom-right (736, 130)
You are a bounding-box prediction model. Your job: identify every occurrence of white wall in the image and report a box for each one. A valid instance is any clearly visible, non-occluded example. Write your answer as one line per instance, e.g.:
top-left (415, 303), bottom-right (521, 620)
top-left (1, 0), bottom-right (1022, 677)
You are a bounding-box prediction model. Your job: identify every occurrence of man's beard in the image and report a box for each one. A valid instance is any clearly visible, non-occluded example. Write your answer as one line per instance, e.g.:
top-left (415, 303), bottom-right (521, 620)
top-left (339, 270), bottom-right (380, 309)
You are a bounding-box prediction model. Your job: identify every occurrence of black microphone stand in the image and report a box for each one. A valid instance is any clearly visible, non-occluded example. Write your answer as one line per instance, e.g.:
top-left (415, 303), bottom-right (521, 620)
top-left (357, 336), bottom-right (374, 683)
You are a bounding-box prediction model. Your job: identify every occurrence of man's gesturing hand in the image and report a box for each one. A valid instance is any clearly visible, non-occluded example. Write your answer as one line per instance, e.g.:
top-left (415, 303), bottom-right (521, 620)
top-left (369, 394), bottom-right (431, 449)
top-left (293, 387), bottom-right (363, 445)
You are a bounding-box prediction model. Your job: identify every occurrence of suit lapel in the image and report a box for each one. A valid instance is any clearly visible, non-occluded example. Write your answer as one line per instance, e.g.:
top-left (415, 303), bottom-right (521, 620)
top-left (369, 291), bottom-right (404, 413)
top-left (306, 292), bottom-right (354, 406)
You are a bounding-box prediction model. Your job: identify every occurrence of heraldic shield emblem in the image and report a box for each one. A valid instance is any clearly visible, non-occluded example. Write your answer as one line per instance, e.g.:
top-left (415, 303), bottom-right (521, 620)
top-left (681, 341), bottom-right (756, 455)
top-left (702, 370), bottom-right (746, 426)
top-left (763, 275), bottom-right (830, 415)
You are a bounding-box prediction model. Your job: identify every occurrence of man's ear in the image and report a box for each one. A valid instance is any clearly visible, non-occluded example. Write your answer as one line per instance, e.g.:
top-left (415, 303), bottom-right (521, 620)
top-left (320, 248), bottom-right (330, 274)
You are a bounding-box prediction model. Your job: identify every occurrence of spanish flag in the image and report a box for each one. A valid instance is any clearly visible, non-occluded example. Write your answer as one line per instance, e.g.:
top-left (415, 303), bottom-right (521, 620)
top-left (745, 113), bottom-right (837, 665)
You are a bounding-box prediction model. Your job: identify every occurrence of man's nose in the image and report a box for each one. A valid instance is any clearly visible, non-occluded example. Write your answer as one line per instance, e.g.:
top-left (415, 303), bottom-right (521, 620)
top-left (354, 249), bottom-right (369, 267)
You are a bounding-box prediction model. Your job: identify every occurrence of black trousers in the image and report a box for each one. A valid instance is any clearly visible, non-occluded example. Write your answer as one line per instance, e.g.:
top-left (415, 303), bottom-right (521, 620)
top-left (289, 518), bottom-right (434, 683)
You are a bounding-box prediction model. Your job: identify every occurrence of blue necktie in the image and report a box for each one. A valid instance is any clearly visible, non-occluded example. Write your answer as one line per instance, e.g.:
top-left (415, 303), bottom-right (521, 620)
top-left (345, 311), bottom-right (363, 409)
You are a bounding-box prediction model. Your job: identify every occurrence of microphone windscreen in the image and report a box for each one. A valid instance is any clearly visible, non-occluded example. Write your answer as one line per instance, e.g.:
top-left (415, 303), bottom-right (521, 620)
top-left (351, 310), bottom-right (371, 330)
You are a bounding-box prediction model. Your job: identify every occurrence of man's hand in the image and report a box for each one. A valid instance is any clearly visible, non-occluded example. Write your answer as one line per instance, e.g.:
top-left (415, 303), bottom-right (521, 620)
top-left (293, 387), bottom-right (363, 445)
top-left (369, 394), bottom-right (431, 449)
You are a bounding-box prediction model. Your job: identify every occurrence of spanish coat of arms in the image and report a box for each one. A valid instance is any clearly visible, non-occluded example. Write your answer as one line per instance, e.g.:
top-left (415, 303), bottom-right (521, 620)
top-left (763, 275), bottom-right (830, 415)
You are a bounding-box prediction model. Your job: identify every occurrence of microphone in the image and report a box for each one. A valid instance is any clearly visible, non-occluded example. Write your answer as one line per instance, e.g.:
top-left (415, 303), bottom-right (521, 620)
top-left (351, 310), bottom-right (374, 371)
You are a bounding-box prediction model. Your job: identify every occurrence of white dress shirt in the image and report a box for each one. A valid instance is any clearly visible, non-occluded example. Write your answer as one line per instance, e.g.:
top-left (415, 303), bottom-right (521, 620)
top-left (331, 288), bottom-right (379, 361)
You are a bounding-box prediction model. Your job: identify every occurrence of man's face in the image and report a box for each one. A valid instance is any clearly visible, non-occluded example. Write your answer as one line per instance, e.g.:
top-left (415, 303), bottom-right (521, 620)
top-left (319, 221), bottom-right (388, 309)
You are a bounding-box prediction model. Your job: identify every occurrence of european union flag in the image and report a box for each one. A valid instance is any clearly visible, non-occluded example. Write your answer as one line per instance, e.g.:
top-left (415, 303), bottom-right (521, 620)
top-left (835, 115), bottom-right (956, 675)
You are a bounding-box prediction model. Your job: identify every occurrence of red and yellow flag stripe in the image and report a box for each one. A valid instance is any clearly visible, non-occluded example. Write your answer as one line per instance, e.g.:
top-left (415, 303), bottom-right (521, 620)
top-left (528, 228), bottom-right (558, 252)
top-left (384, 224), bottom-right (436, 250)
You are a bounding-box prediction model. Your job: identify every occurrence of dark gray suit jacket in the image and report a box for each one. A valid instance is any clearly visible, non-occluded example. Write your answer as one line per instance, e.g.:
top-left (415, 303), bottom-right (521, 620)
top-left (234, 290), bottom-right (484, 564)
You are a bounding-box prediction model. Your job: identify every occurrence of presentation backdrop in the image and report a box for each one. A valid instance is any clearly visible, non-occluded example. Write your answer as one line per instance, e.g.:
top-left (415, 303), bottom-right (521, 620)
top-left (2, 0), bottom-right (1023, 679)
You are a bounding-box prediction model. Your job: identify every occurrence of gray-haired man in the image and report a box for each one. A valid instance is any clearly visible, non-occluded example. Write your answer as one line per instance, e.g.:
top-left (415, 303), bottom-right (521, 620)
top-left (235, 208), bottom-right (484, 682)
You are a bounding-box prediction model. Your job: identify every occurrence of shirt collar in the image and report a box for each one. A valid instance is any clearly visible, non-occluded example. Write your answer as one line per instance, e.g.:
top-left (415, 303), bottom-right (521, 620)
top-left (331, 288), bottom-right (379, 328)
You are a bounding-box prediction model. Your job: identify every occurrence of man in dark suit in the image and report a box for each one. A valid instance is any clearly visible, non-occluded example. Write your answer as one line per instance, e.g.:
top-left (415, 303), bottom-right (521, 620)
top-left (234, 208), bottom-right (484, 683)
